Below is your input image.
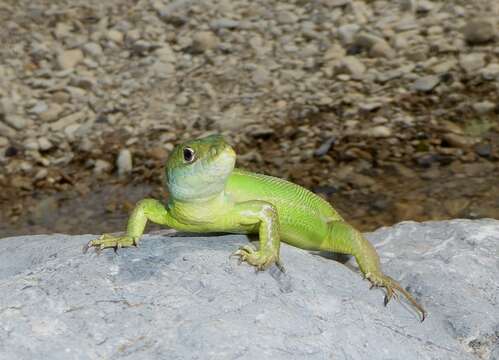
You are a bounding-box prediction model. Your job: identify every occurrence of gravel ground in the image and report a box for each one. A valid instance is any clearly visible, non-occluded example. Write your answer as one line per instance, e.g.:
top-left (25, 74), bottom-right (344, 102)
top-left (0, 0), bottom-right (498, 235)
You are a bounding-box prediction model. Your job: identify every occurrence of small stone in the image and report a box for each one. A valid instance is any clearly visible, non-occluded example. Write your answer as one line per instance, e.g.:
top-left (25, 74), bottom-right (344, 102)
top-left (3, 115), bottom-right (28, 130)
top-left (364, 125), bottom-right (392, 138)
top-left (94, 159), bottom-right (112, 175)
top-left (474, 143), bottom-right (492, 157)
top-left (57, 49), bottom-right (84, 70)
top-left (463, 19), bottom-right (496, 45)
top-left (176, 93), bottom-right (189, 106)
top-left (209, 19), bottom-right (240, 30)
top-left (412, 75), bottom-right (440, 92)
top-left (252, 66), bottom-right (271, 86)
top-left (276, 10), bottom-right (298, 25)
top-left (151, 61), bottom-right (176, 79)
top-left (38, 137), bottom-right (53, 151)
top-left (106, 29), bottom-right (124, 44)
top-left (50, 111), bottom-right (86, 132)
top-left (117, 149), bottom-right (133, 176)
top-left (480, 63), bottom-right (499, 80)
top-left (337, 24), bottom-right (360, 45)
top-left (443, 133), bottom-right (476, 148)
top-left (191, 31), bottom-right (219, 53)
top-left (24, 138), bottom-right (39, 151)
top-left (82, 42), bottom-right (103, 58)
top-left (155, 46), bottom-right (176, 63)
top-left (28, 101), bottom-right (48, 115)
top-left (472, 101), bottom-right (495, 114)
top-left (369, 40), bottom-right (395, 58)
top-left (335, 56), bottom-right (366, 80)
top-left (39, 103), bottom-right (63, 122)
top-left (34, 168), bottom-right (48, 181)
top-left (459, 53), bottom-right (486, 74)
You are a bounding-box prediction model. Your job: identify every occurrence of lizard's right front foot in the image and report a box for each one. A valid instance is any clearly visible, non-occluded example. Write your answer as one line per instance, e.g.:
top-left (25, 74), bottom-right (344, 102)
top-left (82, 234), bottom-right (137, 254)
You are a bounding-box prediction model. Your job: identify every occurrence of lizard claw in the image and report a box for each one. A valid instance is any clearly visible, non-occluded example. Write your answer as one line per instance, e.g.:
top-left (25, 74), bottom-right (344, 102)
top-left (83, 234), bottom-right (136, 254)
top-left (367, 272), bottom-right (426, 322)
top-left (231, 245), bottom-right (279, 272)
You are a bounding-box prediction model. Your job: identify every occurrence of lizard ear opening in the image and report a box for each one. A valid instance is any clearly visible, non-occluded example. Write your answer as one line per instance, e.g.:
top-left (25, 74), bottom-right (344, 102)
top-left (183, 147), bottom-right (196, 163)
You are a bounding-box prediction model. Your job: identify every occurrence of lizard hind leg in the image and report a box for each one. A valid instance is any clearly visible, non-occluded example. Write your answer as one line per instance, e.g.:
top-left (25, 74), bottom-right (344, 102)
top-left (326, 221), bottom-right (426, 321)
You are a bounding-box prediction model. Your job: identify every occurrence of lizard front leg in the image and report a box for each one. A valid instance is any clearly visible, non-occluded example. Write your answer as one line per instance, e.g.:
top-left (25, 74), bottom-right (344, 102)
top-left (230, 200), bottom-right (282, 271)
top-left (83, 198), bottom-right (176, 253)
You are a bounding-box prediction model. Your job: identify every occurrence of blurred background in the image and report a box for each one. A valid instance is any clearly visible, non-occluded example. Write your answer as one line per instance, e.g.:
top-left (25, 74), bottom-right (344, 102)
top-left (0, 0), bottom-right (498, 238)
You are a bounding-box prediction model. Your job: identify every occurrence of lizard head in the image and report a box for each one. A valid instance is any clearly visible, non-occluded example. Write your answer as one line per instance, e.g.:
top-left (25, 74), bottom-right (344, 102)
top-left (165, 134), bottom-right (236, 201)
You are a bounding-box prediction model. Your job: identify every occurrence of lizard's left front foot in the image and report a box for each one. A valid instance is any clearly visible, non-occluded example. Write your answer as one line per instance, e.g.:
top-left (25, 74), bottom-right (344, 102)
top-left (367, 272), bottom-right (427, 322)
top-left (232, 245), bottom-right (281, 271)
top-left (82, 234), bottom-right (137, 254)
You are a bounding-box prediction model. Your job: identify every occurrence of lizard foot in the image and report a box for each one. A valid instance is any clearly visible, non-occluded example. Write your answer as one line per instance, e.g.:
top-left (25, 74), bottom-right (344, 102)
top-left (82, 234), bottom-right (137, 254)
top-left (232, 245), bottom-right (281, 271)
top-left (366, 272), bottom-right (427, 322)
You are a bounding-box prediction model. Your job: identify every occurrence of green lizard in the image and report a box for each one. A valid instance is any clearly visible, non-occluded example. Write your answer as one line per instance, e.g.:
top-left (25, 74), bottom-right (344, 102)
top-left (84, 134), bottom-right (426, 321)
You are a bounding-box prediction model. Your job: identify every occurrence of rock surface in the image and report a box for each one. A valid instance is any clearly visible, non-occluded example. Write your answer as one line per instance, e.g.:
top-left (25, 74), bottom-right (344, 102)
top-left (0, 219), bottom-right (498, 360)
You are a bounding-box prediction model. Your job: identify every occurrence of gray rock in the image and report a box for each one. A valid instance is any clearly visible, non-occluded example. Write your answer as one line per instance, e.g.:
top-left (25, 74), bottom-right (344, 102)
top-left (463, 19), bottom-right (496, 45)
top-left (0, 219), bottom-right (498, 359)
top-left (412, 75), bottom-right (440, 92)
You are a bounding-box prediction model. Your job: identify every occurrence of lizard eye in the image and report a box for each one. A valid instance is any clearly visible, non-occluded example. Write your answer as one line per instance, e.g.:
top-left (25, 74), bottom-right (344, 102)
top-left (183, 147), bottom-right (196, 163)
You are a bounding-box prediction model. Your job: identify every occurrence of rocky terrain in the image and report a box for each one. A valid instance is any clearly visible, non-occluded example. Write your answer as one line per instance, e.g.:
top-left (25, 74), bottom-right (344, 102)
top-left (1, 219), bottom-right (498, 359)
top-left (0, 0), bottom-right (498, 236)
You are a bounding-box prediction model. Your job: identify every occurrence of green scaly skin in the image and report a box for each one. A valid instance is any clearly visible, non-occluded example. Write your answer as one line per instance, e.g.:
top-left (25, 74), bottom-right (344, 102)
top-left (84, 135), bottom-right (426, 321)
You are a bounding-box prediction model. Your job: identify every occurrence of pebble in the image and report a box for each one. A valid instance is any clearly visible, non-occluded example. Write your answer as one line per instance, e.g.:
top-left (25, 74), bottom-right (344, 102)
top-left (155, 46), bottom-right (176, 63)
top-left (210, 19), bottom-right (240, 30)
top-left (480, 63), bottom-right (499, 80)
top-left (39, 103), bottom-right (64, 122)
top-left (94, 159), bottom-right (112, 175)
top-left (106, 29), bottom-right (124, 44)
top-left (38, 137), bottom-right (53, 151)
top-left (459, 53), bottom-right (486, 74)
top-left (276, 10), bottom-right (298, 25)
top-left (337, 24), bottom-right (360, 45)
top-left (364, 125), bottom-right (392, 138)
top-left (472, 101), bottom-right (495, 115)
top-left (82, 42), bottom-right (103, 58)
top-left (191, 31), bottom-right (219, 53)
top-left (463, 19), bottom-right (496, 45)
top-left (50, 111), bottom-right (86, 132)
top-left (3, 115), bottom-right (28, 130)
top-left (117, 149), bottom-right (133, 176)
top-left (57, 49), bottom-right (84, 70)
top-left (335, 56), bottom-right (366, 80)
top-left (412, 75), bottom-right (440, 92)
top-left (252, 66), bottom-right (272, 86)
